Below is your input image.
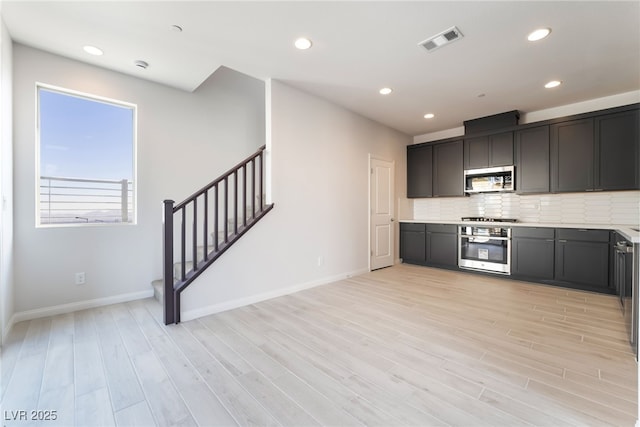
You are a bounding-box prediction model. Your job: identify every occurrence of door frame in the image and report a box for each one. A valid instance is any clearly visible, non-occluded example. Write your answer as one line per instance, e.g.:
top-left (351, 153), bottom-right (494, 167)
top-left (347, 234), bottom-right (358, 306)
top-left (368, 154), bottom-right (395, 271)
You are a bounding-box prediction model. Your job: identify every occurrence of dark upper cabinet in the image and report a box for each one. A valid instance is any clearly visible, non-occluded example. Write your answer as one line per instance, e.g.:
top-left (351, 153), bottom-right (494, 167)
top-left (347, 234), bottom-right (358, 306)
top-left (595, 109), bottom-right (640, 191)
top-left (407, 144), bottom-right (432, 198)
top-left (408, 105), bottom-right (638, 198)
top-left (464, 136), bottom-right (489, 169)
top-left (489, 132), bottom-right (515, 167)
top-left (515, 126), bottom-right (550, 194)
top-left (550, 118), bottom-right (595, 192)
top-left (464, 132), bottom-right (513, 170)
top-left (433, 140), bottom-right (463, 197)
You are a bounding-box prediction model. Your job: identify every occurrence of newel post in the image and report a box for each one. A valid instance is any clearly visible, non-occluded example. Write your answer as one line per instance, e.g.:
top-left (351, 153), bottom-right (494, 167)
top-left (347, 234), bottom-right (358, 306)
top-left (163, 200), bottom-right (175, 325)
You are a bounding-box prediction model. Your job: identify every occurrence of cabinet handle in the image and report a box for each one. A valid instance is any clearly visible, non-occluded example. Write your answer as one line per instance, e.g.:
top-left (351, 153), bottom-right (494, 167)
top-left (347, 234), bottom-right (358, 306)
top-left (577, 229), bottom-right (588, 232)
top-left (545, 239), bottom-right (554, 242)
top-left (558, 239), bottom-right (567, 242)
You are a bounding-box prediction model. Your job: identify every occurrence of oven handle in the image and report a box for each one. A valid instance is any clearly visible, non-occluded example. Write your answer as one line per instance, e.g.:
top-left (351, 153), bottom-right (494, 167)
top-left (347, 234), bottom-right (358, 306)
top-left (458, 235), bottom-right (510, 241)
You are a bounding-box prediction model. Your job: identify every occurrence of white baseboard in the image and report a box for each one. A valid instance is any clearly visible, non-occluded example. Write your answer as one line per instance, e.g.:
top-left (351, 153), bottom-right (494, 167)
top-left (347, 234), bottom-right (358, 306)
top-left (11, 289), bottom-right (154, 325)
top-left (3, 314), bottom-right (16, 344)
top-left (181, 268), bottom-right (370, 322)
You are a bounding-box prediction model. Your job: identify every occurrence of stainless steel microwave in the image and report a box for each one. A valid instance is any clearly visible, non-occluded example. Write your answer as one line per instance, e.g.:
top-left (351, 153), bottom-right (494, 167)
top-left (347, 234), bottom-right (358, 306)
top-left (464, 165), bottom-right (514, 194)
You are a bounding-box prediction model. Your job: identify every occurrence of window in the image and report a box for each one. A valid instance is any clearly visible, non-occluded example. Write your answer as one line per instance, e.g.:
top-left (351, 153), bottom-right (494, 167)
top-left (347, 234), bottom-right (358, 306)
top-left (36, 84), bottom-right (136, 226)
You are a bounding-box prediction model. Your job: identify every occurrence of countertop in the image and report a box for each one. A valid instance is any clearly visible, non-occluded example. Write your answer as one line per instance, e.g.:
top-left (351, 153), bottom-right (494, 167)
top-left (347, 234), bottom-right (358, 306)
top-left (399, 219), bottom-right (640, 243)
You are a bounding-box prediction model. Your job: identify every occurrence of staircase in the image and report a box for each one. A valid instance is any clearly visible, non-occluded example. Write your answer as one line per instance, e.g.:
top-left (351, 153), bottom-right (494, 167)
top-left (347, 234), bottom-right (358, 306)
top-left (159, 145), bottom-right (273, 324)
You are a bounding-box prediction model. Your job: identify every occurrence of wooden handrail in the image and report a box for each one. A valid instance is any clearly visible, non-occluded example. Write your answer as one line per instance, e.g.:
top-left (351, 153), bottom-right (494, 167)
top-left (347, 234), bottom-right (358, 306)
top-left (162, 145), bottom-right (273, 324)
top-left (173, 145), bottom-right (266, 211)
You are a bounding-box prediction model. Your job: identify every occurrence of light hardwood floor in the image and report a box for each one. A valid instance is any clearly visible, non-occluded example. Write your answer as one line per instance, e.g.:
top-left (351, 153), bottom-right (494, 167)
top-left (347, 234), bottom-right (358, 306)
top-left (1, 264), bottom-right (637, 426)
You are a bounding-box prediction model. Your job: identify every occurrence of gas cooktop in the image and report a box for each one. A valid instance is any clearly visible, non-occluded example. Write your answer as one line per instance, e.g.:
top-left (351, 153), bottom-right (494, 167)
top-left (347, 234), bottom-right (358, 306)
top-left (461, 217), bottom-right (518, 223)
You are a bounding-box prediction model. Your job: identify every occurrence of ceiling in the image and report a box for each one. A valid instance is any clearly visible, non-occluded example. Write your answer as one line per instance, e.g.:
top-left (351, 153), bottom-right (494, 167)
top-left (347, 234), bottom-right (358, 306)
top-left (2, 1), bottom-right (639, 136)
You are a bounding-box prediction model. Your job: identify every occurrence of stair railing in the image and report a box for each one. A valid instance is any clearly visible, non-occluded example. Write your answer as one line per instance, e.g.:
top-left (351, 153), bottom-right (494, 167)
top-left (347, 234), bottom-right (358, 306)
top-left (163, 145), bottom-right (273, 324)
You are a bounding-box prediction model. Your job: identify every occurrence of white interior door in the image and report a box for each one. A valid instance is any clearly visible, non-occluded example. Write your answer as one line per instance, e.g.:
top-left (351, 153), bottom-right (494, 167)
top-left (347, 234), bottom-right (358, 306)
top-left (370, 157), bottom-right (394, 270)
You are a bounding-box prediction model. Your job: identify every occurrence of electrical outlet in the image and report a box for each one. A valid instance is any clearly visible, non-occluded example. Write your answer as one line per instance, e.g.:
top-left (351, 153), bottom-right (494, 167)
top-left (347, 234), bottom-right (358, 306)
top-left (75, 272), bottom-right (86, 285)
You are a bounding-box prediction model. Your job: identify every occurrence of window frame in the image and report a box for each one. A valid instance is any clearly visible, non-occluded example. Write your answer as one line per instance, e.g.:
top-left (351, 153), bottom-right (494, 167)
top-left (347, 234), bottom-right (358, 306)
top-left (35, 83), bottom-right (138, 228)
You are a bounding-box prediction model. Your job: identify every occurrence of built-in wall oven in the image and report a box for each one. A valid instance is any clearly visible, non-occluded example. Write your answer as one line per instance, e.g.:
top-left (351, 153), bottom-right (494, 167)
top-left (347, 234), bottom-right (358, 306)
top-left (458, 218), bottom-right (515, 274)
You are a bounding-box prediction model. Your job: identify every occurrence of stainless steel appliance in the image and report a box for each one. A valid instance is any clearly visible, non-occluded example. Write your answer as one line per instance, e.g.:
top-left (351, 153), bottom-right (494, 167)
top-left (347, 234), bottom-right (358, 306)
top-left (458, 218), bottom-right (514, 274)
top-left (614, 238), bottom-right (636, 355)
top-left (464, 166), bottom-right (514, 194)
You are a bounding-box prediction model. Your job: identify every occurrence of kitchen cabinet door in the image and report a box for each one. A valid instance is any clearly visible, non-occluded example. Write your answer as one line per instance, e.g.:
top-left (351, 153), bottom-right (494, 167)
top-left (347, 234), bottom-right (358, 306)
top-left (464, 136), bottom-right (489, 169)
top-left (426, 231), bottom-right (457, 268)
top-left (512, 238), bottom-right (554, 280)
top-left (433, 140), bottom-right (463, 197)
top-left (464, 132), bottom-right (513, 170)
top-left (595, 109), bottom-right (640, 191)
top-left (555, 240), bottom-right (610, 291)
top-left (407, 145), bottom-right (433, 198)
top-left (515, 126), bottom-right (550, 194)
top-left (400, 223), bottom-right (426, 263)
top-left (489, 132), bottom-right (514, 167)
top-left (550, 118), bottom-right (594, 192)
top-left (425, 224), bottom-right (458, 268)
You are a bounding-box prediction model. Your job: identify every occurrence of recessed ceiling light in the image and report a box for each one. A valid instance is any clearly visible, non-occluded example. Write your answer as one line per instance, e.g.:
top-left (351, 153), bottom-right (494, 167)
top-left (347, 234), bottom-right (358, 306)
top-left (545, 80), bottom-right (562, 88)
top-left (528, 28), bottom-right (551, 42)
top-left (424, 113), bottom-right (435, 119)
top-left (379, 87), bottom-right (392, 95)
top-left (83, 45), bottom-right (103, 56)
top-left (294, 38), bottom-right (312, 50)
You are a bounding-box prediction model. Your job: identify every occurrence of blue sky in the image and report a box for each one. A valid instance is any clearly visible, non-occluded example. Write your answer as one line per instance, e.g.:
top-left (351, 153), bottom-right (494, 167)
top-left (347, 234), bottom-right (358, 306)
top-left (39, 88), bottom-right (134, 180)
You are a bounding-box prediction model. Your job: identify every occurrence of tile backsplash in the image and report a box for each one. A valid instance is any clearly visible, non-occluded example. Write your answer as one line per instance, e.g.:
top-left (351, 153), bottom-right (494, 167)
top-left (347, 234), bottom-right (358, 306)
top-left (412, 191), bottom-right (640, 225)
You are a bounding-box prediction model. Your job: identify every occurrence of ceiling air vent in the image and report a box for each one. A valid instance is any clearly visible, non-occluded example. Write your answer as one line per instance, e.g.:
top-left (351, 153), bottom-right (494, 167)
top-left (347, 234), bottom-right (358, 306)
top-left (419, 26), bottom-right (464, 52)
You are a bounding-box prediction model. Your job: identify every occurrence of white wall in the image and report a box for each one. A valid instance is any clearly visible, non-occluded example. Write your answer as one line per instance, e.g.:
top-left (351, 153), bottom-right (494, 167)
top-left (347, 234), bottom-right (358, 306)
top-left (179, 80), bottom-right (410, 320)
top-left (12, 45), bottom-right (265, 320)
top-left (0, 17), bottom-right (14, 343)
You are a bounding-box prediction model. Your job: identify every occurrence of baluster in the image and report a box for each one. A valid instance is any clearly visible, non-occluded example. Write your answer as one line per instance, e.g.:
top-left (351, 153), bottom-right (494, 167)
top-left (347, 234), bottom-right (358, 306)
top-left (259, 151), bottom-right (264, 211)
top-left (181, 206), bottom-right (186, 281)
top-left (234, 170), bottom-right (238, 234)
top-left (251, 158), bottom-right (256, 219)
top-left (242, 165), bottom-right (247, 227)
top-left (203, 191), bottom-right (208, 260)
top-left (224, 177), bottom-right (228, 243)
top-left (214, 184), bottom-right (219, 251)
top-left (192, 197), bottom-right (198, 271)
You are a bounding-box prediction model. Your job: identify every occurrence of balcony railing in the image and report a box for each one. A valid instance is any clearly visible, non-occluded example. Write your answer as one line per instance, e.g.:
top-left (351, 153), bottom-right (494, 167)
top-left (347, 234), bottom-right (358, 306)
top-left (39, 176), bottom-right (133, 225)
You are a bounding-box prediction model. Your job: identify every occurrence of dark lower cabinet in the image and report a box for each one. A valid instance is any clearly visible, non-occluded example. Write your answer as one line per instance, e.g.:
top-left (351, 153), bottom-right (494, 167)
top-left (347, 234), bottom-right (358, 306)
top-left (401, 223), bottom-right (617, 295)
top-left (400, 223), bottom-right (426, 263)
top-left (426, 224), bottom-right (457, 268)
top-left (554, 229), bottom-right (611, 292)
top-left (400, 223), bottom-right (457, 268)
top-left (511, 228), bottom-right (555, 280)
